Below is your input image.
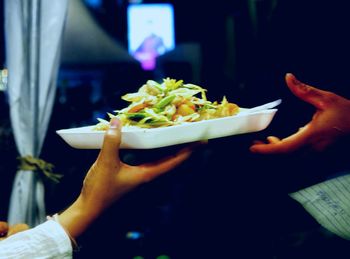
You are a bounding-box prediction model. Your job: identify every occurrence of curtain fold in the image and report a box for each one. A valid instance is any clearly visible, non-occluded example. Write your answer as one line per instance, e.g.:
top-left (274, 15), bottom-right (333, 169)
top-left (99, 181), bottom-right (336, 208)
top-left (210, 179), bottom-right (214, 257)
top-left (5, 0), bottom-right (68, 227)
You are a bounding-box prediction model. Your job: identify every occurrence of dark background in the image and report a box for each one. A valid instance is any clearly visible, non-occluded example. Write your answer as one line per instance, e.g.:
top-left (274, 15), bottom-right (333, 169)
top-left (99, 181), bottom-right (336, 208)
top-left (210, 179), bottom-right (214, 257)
top-left (1, 0), bottom-right (350, 258)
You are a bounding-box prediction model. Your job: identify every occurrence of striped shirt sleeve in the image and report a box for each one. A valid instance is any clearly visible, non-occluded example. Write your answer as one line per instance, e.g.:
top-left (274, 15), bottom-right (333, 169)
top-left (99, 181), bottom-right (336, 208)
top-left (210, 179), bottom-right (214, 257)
top-left (289, 174), bottom-right (350, 240)
top-left (0, 220), bottom-right (73, 259)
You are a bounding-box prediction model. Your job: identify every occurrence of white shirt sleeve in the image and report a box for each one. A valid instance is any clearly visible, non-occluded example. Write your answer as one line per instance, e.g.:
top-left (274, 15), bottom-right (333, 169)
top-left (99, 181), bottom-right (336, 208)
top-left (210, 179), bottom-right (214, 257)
top-left (289, 174), bottom-right (350, 240)
top-left (0, 220), bottom-right (73, 259)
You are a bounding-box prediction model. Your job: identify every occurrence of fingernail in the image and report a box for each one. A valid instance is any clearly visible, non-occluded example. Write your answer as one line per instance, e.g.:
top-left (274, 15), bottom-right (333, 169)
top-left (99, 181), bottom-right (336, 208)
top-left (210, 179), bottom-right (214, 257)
top-left (287, 73), bottom-right (308, 91)
top-left (109, 118), bottom-right (120, 129)
top-left (287, 73), bottom-right (301, 85)
top-left (293, 77), bottom-right (302, 86)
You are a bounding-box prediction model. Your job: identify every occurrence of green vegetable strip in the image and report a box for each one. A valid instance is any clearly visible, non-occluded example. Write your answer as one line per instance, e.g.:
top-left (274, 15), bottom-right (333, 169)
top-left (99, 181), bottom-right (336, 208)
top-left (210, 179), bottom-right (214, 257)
top-left (155, 95), bottom-right (176, 109)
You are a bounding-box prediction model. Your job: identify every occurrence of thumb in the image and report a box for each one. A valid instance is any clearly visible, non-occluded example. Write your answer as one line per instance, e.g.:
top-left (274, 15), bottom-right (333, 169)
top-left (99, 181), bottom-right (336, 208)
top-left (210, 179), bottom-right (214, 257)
top-left (285, 73), bottom-right (328, 110)
top-left (98, 118), bottom-right (122, 164)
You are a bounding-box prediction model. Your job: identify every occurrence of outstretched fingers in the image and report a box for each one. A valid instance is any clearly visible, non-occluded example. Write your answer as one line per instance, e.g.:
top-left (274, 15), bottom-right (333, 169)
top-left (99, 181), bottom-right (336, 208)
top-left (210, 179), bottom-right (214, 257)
top-left (285, 73), bottom-right (331, 110)
top-left (134, 147), bottom-right (193, 182)
top-left (250, 125), bottom-right (313, 154)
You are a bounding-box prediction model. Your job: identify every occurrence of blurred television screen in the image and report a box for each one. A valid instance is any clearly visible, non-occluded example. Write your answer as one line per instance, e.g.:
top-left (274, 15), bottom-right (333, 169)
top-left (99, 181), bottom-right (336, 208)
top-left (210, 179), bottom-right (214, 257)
top-left (127, 3), bottom-right (175, 70)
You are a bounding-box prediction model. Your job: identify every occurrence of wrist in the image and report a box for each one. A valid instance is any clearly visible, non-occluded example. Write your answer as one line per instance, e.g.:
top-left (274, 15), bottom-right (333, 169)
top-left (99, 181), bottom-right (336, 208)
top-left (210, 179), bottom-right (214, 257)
top-left (57, 197), bottom-right (101, 239)
top-left (48, 214), bottom-right (80, 251)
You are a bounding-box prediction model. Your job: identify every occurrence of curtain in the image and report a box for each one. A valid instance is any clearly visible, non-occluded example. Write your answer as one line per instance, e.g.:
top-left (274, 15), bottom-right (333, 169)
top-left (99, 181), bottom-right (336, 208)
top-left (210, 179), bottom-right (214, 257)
top-left (4, 0), bottom-right (68, 227)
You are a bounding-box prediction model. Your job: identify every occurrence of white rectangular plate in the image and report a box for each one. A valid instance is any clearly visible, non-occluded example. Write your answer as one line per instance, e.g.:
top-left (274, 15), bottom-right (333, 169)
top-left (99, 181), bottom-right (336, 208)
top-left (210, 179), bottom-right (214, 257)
top-left (56, 108), bottom-right (278, 149)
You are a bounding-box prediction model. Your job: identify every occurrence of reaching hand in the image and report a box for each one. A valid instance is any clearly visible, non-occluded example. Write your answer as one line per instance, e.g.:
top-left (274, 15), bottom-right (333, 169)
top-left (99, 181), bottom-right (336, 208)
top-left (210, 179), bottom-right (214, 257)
top-left (79, 117), bottom-right (194, 215)
top-left (58, 118), bottom-right (194, 238)
top-left (250, 73), bottom-right (350, 154)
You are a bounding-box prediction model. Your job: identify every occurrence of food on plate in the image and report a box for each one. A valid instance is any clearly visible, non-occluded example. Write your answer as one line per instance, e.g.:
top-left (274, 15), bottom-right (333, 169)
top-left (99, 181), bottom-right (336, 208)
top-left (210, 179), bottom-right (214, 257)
top-left (94, 78), bottom-right (239, 130)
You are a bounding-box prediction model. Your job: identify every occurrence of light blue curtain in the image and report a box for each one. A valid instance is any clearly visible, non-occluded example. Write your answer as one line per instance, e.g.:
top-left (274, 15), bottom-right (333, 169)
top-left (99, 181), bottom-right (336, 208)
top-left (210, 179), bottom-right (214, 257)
top-left (5, 0), bottom-right (68, 227)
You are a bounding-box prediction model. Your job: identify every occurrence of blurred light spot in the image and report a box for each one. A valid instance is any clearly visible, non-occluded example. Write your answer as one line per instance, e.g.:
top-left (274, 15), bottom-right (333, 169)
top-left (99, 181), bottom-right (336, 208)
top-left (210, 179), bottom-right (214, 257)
top-left (126, 231), bottom-right (143, 240)
top-left (84, 0), bottom-right (103, 8)
top-left (129, 0), bottom-right (143, 4)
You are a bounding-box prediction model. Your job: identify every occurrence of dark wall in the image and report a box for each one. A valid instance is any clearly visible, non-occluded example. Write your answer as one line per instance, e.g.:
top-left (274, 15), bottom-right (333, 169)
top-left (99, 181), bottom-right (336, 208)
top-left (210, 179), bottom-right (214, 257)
top-left (2, 1), bottom-right (350, 258)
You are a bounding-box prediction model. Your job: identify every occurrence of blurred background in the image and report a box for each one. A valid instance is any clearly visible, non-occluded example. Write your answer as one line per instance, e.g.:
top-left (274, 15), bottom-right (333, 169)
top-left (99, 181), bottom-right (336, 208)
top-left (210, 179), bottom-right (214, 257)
top-left (1, 0), bottom-right (350, 258)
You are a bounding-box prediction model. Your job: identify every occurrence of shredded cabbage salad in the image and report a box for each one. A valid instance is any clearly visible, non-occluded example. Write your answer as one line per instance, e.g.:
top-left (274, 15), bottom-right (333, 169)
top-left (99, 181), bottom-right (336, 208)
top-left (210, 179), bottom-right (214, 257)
top-left (94, 78), bottom-right (239, 130)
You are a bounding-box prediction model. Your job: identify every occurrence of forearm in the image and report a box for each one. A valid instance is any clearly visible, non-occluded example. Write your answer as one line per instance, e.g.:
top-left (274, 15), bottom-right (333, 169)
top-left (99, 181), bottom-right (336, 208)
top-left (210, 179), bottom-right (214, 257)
top-left (57, 196), bottom-right (102, 240)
